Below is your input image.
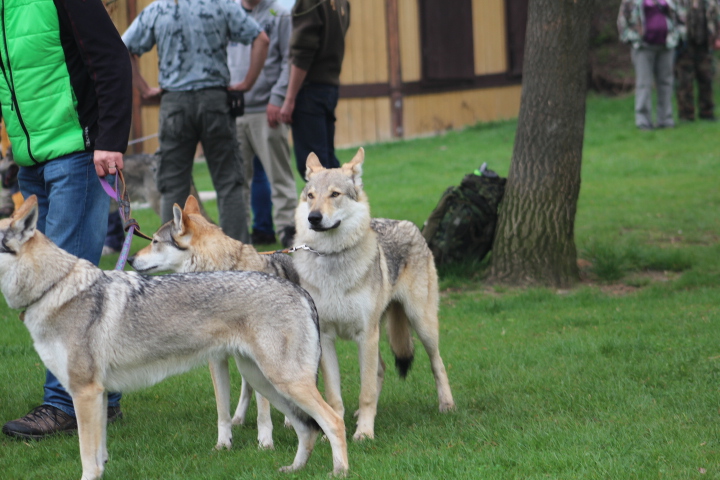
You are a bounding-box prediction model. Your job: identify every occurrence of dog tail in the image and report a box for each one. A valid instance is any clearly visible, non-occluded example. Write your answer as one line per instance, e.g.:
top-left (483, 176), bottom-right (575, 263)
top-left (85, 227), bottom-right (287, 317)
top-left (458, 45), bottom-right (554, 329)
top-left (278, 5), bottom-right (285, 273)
top-left (386, 301), bottom-right (414, 378)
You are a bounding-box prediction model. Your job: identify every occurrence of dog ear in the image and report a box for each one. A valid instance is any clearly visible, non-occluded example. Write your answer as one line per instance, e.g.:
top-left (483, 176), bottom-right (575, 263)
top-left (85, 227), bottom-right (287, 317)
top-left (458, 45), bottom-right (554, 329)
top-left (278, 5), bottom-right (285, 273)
top-left (184, 195), bottom-right (201, 215)
top-left (9, 195), bottom-right (39, 243)
top-left (305, 152), bottom-right (324, 180)
top-left (172, 203), bottom-right (187, 236)
top-left (342, 147), bottom-right (364, 187)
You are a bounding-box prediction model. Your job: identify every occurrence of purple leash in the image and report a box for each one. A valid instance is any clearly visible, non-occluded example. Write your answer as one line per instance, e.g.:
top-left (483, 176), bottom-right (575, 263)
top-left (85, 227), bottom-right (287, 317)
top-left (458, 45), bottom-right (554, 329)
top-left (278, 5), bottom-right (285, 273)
top-left (99, 171), bottom-right (152, 270)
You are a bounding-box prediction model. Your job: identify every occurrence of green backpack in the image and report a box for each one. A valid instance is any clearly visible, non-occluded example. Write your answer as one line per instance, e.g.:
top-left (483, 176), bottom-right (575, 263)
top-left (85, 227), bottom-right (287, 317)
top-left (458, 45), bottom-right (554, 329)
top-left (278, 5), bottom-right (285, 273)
top-left (422, 164), bottom-right (506, 266)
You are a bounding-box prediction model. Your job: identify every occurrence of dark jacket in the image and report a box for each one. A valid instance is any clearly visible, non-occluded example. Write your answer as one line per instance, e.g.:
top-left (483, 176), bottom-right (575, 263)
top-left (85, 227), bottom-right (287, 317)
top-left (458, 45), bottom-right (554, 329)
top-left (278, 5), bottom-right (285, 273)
top-left (289, 0), bottom-right (350, 86)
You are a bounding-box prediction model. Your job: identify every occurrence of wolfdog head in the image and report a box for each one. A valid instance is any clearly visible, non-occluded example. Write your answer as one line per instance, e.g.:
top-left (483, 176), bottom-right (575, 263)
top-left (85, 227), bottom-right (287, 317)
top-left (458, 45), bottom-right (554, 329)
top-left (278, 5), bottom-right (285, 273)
top-left (129, 195), bottom-right (217, 274)
top-left (295, 148), bottom-right (371, 251)
top-left (0, 195), bottom-right (39, 270)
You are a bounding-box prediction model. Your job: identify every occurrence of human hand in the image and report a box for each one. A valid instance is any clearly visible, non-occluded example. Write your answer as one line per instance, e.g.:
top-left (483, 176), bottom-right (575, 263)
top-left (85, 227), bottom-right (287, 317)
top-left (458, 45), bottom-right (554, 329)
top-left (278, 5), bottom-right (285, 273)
top-left (267, 104), bottom-right (281, 128)
top-left (228, 82), bottom-right (248, 92)
top-left (142, 87), bottom-right (163, 105)
top-left (279, 97), bottom-right (295, 124)
top-left (94, 150), bottom-right (124, 178)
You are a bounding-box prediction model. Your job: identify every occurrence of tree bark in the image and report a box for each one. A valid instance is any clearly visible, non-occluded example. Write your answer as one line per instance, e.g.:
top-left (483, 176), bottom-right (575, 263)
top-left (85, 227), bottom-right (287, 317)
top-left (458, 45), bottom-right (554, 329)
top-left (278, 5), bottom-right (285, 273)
top-left (488, 0), bottom-right (596, 288)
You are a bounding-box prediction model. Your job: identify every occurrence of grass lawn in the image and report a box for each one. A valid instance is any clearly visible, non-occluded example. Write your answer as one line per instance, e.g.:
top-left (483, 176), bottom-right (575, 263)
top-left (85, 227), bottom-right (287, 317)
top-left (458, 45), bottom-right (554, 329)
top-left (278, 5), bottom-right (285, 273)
top-left (1, 88), bottom-right (719, 479)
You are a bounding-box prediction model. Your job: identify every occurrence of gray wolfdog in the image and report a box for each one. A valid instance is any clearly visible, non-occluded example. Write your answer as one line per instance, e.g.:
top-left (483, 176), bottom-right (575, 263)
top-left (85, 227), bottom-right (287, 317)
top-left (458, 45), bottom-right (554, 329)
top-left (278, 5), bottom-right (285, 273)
top-left (128, 195), bottom-right (297, 449)
top-left (293, 148), bottom-right (456, 441)
top-left (0, 196), bottom-right (348, 479)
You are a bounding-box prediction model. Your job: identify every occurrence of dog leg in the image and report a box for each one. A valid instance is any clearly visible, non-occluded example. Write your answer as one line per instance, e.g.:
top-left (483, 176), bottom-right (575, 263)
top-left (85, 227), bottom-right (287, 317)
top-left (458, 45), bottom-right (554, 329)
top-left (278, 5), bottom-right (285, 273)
top-left (282, 384), bottom-right (349, 476)
top-left (74, 383), bottom-right (106, 480)
top-left (100, 392), bottom-right (109, 466)
top-left (255, 391), bottom-right (274, 449)
top-left (354, 322), bottom-right (381, 441)
top-left (406, 303), bottom-right (455, 412)
top-left (278, 414), bottom-right (320, 473)
top-left (232, 371), bottom-right (252, 425)
top-left (319, 334), bottom-right (344, 418)
top-left (209, 358), bottom-right (233, 449)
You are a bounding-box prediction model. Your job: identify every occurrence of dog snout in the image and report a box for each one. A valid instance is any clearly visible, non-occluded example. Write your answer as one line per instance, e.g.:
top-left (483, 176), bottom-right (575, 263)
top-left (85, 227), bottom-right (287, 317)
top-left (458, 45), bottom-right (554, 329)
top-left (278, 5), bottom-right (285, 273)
top-left (308, 211), bottom-right (323, 226)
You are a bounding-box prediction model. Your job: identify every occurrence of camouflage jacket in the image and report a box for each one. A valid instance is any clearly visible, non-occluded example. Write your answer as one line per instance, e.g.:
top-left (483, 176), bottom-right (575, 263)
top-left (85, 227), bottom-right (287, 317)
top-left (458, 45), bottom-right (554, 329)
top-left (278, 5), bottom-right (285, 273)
top-left (674, 0), bottom-right (720, 45)
top-left (618, 0), bottom-right (685, 49)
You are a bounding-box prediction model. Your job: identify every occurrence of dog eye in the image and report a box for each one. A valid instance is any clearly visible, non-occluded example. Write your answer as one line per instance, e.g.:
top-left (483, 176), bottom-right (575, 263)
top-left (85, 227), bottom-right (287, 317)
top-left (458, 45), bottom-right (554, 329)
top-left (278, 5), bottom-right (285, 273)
top-left (152, 239), bottom-right (158, 244)
top-left (307, 193), bottom-right (314, 199)
top-left (330, 192), bottom-right (340, 198)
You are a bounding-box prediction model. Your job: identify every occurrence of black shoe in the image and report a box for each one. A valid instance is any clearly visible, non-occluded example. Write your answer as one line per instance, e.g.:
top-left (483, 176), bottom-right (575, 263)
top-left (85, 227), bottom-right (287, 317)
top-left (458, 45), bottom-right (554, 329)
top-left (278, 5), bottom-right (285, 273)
top-left (250, 230), bottom-right (276, 246)
top-left (2, 405), bottom-right (123, 441)
top-left (279, 226), bottom-right (296, 249)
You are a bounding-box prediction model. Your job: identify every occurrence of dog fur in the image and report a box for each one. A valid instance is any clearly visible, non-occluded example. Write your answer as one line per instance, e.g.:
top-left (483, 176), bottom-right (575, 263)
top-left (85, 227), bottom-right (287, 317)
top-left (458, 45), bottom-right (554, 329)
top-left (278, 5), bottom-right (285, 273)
top-left (128, 195), bottom-right (297, 448)
top-left (0, 196), bottom-right (348, 479)
top-left (293, 148), bottom-right (455, 441)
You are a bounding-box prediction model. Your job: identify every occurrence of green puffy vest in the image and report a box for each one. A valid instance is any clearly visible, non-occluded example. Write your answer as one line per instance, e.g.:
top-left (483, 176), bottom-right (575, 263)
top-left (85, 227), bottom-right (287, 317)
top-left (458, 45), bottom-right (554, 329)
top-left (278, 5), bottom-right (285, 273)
top-left (0, 0), bottom-right (86, 166)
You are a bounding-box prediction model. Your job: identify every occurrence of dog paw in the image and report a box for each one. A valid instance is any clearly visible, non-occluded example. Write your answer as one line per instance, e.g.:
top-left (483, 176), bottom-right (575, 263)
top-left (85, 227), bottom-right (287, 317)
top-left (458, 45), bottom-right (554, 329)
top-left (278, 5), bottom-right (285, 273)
top-left (352, 430), bottom-right (374, 442)
top-left (214, 439), bottom-right (233, 450)
top-left (331, 466), bottom-right (349, 477)
top-left (284, 416), bottom-right (293, 429)
top-left (257, 437), bottom-right (274, 450)
top-left (231, 415), bottom-right (245, 426)
top-left (439, 401), bottom-right (456, 413)
top-left (278, 464), bottom-right (300, 473)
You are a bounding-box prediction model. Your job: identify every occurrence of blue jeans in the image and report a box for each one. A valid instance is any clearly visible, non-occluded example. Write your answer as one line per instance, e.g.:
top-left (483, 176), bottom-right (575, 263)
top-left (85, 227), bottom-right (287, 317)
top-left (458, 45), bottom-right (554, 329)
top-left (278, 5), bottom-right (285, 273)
top-left (291, 83), bottom-right (341, 177)
top-left (18, 151), bottom-right (121, 417)
top-left (251, 155), bottom-right (274, 235)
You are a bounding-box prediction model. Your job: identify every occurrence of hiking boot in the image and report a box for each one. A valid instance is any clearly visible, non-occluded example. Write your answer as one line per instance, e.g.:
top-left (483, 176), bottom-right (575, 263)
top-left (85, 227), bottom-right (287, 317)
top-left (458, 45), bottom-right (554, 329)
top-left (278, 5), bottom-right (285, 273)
top-left (279, 226), bottom-right (296, 249)
top-left (2, 405), bottom-right (123, 440)
top-left (251, 230), bottom-right (276, 246)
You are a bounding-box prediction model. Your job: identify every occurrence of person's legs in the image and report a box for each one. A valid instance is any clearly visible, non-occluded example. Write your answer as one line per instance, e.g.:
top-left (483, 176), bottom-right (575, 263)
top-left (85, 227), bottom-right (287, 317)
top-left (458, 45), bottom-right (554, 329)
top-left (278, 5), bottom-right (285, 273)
top-left (631, 46), bottom-right (655, 129)
top-left (695, 44), bottom-right (715, 119)
top-left (674, 44), bottom-right (696, 121)
top-left (247, 113), bottom-right (296, 244)
top-left (4, 152), bottom-right (121, 439)
top-left (654, 47), bottom-right (675, 128)
top-left (156, 91), bottom-right (200, 224)
top-left (292, 84), bottom-right (340, 176)
top-left (198, 89), bottom-right (249, 243)
top-left (321, 85), bottom-right (340, 169)
top-left (251, 155), bottom-right (275, 238)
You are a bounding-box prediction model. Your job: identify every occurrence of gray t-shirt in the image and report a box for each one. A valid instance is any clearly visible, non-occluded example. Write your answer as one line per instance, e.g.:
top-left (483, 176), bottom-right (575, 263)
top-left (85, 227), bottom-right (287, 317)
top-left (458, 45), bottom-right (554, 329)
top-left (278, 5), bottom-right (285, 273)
top-left (123, 0), bottom-right (262, 91)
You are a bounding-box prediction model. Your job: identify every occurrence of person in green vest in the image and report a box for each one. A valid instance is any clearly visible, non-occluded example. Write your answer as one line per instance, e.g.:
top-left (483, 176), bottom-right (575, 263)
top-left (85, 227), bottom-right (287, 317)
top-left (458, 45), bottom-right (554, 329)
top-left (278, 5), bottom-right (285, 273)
top-left (1, 0), bottom-right (132, 440)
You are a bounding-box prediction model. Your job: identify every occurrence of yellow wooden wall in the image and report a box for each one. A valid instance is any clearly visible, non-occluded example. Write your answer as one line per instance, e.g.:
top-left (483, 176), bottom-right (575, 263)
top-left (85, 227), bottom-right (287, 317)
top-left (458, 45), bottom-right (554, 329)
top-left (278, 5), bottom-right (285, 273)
top-left (402, 85), bottom-right (521, 139)
top-left (109, 0), bottom-right (519, 152)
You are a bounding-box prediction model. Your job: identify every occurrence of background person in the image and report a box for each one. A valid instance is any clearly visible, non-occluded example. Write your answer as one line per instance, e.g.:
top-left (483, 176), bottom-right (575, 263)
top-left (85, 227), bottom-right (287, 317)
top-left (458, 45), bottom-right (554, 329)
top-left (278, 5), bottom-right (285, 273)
top-left (123, 0), bottom-right (269, 243)
top-left (228, 0), bottom-right (298, 248)
top-left (675, 0), bottom-right (720, 122)
top-left (1, 0), bottom-right (131, 439)
top-left (280, 0), bottom-right (351, 176)
top-left (618, 0), bottom-right (684, 130)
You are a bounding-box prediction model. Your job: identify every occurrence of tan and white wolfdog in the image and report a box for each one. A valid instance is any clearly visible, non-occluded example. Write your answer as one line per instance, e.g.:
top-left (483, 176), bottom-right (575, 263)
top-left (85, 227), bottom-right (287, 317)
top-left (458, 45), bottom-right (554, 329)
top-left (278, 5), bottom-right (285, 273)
top-left (0, 196), bottom-right (348, 480)
top-left (129, 195), bottom-right (297, 449)
top-left (293, 148), bottom-right (455, 441)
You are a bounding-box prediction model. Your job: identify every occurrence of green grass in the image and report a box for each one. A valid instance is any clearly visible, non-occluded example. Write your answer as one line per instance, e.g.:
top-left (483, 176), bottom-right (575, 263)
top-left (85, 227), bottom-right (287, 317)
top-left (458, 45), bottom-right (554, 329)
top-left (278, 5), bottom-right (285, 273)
top-left (2, 87), bottom-right (720, 479)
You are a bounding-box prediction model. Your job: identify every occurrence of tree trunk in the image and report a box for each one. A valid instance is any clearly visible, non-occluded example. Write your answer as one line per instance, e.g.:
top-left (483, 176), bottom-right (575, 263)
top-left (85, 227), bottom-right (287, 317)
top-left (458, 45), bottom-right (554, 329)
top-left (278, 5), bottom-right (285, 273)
top-left (488, 0), bottom-right (595, 288)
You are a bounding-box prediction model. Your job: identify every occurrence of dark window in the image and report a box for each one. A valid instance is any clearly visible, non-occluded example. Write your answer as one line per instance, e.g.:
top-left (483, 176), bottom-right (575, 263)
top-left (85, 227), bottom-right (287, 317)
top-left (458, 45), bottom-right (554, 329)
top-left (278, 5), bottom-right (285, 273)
top-left (418, 0), bottom-right (475, 83)
top-left (506, 0), bottom-right (528, 76)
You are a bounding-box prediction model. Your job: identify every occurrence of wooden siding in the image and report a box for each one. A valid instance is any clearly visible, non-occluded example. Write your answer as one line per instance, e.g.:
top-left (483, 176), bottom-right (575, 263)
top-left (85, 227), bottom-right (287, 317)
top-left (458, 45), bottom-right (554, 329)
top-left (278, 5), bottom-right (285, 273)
top-left (339, 0), bottom-right (389, 86)
top-left (107, 0), bottom-right (520, 153)
top-left (398, 0), bottom-right (421, 82)
top-left (401, 85), bottom-right (521, 139)
top-left (473, 0), bottom-right (508, 75)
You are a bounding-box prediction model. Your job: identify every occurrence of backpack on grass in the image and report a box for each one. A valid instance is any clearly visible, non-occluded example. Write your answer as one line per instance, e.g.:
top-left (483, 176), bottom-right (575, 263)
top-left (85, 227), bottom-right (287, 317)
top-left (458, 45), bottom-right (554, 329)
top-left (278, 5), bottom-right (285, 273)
top-left (421, 164), bottom-right (506, 266)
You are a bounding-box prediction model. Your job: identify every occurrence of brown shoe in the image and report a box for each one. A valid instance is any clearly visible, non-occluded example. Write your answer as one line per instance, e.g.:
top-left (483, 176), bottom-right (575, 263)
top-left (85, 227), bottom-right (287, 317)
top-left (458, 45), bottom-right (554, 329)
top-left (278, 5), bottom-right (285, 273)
top-left (2, 405), bottom-right (77, 440)
top-left (2, 405), bottom-right (123, 441)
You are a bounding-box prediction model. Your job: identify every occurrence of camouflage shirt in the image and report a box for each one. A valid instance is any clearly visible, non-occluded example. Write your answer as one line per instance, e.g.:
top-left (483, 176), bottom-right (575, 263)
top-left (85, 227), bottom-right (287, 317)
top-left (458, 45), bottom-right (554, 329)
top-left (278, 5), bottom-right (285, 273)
top-left (618, 0), bottom-right (685, 49)
top-left (675, 0), bottom-right (720, 45)
top-left (122, 0), bottom-right (262, 91)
